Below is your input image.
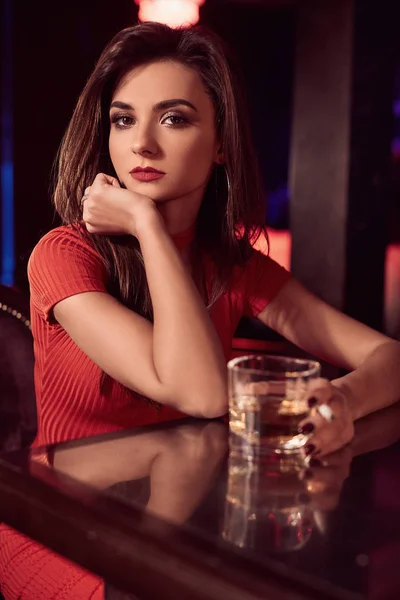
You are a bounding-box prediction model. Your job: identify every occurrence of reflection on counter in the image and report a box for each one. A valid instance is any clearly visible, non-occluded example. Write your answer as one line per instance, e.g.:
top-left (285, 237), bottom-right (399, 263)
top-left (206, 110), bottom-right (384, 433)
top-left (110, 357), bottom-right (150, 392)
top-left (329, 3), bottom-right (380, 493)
top-left (223, 453), bottom-right (313, 553)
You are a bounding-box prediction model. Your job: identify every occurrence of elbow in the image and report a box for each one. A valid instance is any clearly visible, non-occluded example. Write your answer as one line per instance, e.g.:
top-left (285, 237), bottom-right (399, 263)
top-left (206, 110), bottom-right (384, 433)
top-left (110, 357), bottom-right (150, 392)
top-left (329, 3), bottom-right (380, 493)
top-left (195, 403), bottom-right (228, 419)
top-left (178, 390), bottom-right (228, 420)
top-left (162, 373), bottom-right (229, 419)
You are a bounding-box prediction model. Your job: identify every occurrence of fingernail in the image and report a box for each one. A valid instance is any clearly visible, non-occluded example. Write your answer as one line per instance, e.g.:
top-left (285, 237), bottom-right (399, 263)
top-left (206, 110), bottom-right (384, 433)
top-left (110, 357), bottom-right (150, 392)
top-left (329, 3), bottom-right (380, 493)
top-left (304, 468), bottom-right (314, 480)
top-left (305, 444), bottom-right (316, 456)
top-left (309, 458), bottom-right (322, 468)
top-left (308, 396), bottom-right (318, 408)
top-left (298, 422), bottom-right (315, 435)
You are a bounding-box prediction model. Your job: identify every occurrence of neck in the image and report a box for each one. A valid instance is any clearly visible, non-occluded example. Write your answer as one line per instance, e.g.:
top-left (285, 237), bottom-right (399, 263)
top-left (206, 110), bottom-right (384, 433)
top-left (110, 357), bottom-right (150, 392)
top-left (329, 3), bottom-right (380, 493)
top-left (155, 184), bottom-right (206, 235)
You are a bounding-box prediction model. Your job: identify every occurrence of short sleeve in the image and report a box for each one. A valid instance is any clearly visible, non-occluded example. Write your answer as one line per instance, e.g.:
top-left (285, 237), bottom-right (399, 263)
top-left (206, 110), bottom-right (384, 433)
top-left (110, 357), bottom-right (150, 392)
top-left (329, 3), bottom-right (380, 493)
top-left (28, 225), bottom-right (108, 323)
top-left (243, 250), bottom-right (292, 318)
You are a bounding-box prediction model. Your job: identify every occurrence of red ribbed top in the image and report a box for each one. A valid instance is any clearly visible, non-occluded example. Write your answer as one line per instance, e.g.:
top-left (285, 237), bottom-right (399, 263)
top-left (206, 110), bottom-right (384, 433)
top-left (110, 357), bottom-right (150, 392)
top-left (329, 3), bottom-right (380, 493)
top-left (0, 224), bottom-right (291, 599)
top-left (28, 224), bottom-right (196, 448)
top-left (26, 223), bottom-right (291, 448)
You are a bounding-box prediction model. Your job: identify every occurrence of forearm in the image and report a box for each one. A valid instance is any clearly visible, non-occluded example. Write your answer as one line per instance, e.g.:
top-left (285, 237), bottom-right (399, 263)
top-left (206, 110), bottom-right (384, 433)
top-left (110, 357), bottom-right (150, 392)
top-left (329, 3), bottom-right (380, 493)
top-left (136, 215), bottom-right (228, 417)
top-left (351, 402), bottom-right (400, 457)
top-left (332, 340), bottom-right (400, 421)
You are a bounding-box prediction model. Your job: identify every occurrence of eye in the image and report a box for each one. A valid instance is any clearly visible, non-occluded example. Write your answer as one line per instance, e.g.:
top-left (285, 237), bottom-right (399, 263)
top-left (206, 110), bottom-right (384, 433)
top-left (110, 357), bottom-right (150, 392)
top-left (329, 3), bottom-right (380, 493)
top-left (161, 113), bottom-right (189, 127)
top-left (110, 113), bottom-right (135, 129)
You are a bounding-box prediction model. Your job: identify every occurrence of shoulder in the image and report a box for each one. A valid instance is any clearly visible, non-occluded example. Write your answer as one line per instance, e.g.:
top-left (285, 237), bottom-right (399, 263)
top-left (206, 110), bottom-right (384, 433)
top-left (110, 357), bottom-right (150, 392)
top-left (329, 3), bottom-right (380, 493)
top-left (28, 224), bottom-right (108, 322)
top-left (28, 224), bottom-right (105, 276)
top-left (239, 249), bottom-right (292, 317)
top-left (244, 249), bottom-right (291, 280)
top-left (30, 223), bottom-right (93, 258)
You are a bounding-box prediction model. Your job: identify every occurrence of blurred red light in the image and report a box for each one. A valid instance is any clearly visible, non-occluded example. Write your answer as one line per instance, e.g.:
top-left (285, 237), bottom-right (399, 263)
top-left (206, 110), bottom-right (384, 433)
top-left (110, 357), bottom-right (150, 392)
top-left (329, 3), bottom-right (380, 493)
top-left (136, 0), bottom-right (205, 28)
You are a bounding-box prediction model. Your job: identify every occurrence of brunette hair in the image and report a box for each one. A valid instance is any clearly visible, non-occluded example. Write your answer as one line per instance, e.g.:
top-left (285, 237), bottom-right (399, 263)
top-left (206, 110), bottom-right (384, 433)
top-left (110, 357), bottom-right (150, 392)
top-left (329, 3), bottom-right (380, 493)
top-left (53, 22), bottom-right (268, 319)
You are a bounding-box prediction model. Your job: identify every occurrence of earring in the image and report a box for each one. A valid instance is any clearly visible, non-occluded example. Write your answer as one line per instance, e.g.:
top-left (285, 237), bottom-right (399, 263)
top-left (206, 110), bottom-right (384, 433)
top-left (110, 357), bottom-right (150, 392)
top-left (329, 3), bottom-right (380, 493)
top-left (223, 164), bottom-right (231, 196)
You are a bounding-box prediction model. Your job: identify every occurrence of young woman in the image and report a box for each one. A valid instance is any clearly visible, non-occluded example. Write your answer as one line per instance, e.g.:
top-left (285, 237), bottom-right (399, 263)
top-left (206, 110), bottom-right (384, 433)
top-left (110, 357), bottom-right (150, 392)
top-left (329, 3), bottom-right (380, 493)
top-left (1, 22), bottom-right (400, 599)
top-left (25, 22), bottom-right (400, 455)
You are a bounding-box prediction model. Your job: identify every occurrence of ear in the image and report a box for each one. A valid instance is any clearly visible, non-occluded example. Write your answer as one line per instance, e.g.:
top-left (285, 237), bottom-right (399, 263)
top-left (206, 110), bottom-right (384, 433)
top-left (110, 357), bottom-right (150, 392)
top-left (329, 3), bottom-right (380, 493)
top-left (214, 146), bottom-right (225, 164)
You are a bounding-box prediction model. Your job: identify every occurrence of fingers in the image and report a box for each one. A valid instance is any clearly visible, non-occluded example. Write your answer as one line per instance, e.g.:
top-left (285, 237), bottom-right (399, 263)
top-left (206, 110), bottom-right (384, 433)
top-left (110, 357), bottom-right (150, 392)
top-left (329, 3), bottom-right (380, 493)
top-left (306, 378), bottom-right (332, 408)
top-left (311, 444), bottom-right (353, 469)
top-left (298, 382), bottom-right (354, 457)
top-left (81, 174), bottom-right (120, 219)
top-left (82, 174), bottom-right (120, 210)
top-left (298, 378), bottom-right (333, 440)
top-left (240, 378), bottom-right (354, 457)
top-left (92, 172), bottom-right (121, 188)
top-left (304, 378), bottom-right (335, 424)
top-left (304, 446), bottom-right (352, 484)
top-left (300, 445), bottom-right (353, 511)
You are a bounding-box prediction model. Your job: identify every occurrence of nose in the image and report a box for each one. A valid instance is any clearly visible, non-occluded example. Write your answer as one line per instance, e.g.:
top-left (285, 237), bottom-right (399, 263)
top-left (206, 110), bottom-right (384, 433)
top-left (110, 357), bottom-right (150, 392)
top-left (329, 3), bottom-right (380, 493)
top-left (131, 122), bottom-right (159, 157)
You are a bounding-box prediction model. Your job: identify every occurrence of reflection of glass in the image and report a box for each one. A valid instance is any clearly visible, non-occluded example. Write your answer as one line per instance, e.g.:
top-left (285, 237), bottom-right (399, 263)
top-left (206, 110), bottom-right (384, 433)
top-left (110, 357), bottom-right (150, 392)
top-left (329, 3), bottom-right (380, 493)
top-left (227, 355), bottom-right (320, 458)
top-left (222, 454), bottom-right (313, 553)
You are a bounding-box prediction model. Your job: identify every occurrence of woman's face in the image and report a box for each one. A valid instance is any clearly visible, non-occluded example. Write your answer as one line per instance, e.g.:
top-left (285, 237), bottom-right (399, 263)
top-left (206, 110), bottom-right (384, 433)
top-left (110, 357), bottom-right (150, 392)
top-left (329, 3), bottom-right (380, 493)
top-left (109, 60), bottom-right (221, 218)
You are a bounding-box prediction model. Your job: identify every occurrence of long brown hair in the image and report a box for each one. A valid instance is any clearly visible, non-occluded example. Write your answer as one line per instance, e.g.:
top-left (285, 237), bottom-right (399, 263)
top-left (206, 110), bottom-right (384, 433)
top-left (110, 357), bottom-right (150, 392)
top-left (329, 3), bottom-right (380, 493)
top-left (53, 22), bottom-right (268, 319)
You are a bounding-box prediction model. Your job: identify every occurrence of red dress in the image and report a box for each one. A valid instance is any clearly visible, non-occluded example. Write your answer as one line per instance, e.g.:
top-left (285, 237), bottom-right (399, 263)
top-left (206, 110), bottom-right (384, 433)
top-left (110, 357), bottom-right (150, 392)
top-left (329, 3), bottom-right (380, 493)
top-left (0, 225), bottom-right (290, 599)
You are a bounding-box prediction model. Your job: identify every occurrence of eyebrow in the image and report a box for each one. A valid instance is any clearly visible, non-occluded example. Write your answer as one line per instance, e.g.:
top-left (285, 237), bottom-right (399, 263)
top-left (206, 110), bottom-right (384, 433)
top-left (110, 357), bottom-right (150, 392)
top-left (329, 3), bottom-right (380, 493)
top-left (110, 99), bottom-right (198, 112)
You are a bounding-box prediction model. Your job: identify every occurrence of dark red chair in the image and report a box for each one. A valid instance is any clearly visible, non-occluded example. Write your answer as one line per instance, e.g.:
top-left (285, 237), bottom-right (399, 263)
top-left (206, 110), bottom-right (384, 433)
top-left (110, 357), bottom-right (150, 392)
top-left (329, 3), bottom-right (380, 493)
top-left (0, 285), bottom-right (37, 452)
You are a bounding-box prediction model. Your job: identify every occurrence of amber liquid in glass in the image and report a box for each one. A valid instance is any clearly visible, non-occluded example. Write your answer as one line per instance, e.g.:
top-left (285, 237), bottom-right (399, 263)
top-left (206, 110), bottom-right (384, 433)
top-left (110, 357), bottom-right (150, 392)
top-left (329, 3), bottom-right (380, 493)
top-left (230, 394), bottom-right (309, 454)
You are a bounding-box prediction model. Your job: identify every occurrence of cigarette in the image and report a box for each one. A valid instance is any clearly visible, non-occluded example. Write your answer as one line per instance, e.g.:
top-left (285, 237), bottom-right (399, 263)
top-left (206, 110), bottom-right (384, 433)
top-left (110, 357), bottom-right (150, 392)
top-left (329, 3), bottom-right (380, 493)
top-left (317, 403), bottom-right (334, 422)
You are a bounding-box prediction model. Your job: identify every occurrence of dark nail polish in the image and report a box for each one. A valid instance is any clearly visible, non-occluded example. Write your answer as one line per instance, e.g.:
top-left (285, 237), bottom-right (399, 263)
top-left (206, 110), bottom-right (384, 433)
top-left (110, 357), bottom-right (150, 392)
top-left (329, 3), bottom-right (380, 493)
top-left (304, 468), bottom-right (314, 480)
top-left (308, 396), bottom-right (318, 408)
top-left (309, 458), bottom-right (322, 468)
top-left (305, 444), bottom-right (316, 456)
top-left (299, 422), bottom-right (315, 435)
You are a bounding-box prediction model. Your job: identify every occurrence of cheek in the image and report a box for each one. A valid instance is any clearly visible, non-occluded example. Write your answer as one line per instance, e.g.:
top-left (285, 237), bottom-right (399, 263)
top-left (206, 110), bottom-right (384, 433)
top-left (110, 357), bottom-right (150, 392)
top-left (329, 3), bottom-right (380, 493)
top-left (174, 137), bottom-right (216, 179)
top-left (109, 137), bottom-right (118, 156)
top-left (108, 135), bottom-right (127, 164)
top-left (108, 147), bottom-right (125, 179)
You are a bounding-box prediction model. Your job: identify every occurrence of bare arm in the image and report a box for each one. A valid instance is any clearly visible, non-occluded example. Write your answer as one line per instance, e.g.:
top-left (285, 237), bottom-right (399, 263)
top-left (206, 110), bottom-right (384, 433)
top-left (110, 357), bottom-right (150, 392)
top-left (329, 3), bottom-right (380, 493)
top-left (258, 277), bottom-right (400, 420)
top-left (53, 176), bottom-right (227, 418)
top-left (52, 421), bottom-right (227, 524)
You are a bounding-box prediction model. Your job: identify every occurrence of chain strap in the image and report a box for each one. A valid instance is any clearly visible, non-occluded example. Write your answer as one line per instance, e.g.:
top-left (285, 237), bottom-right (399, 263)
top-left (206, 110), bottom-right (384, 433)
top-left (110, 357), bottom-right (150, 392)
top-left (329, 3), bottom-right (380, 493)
top-left (0, 302), bottom-right (31, 330)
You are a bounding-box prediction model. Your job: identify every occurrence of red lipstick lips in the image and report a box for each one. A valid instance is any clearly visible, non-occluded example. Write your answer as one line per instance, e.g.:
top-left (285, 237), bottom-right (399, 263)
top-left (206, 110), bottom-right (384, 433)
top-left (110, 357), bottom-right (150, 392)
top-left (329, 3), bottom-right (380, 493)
top-left (129, 166), bottom-right (165, 182)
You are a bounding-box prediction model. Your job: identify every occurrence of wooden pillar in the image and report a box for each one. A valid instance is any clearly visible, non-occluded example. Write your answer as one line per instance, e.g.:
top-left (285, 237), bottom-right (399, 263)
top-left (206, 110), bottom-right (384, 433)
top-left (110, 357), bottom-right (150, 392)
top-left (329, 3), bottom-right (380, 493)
top-left (289, 0), bottom-right (396, 331)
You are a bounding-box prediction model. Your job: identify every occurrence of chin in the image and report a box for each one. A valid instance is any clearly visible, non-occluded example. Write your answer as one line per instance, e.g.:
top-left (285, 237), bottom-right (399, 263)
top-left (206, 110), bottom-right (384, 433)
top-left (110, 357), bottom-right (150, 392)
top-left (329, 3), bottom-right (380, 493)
top-left (124, 181), bottom-right (169, 200)
top-left (141, 190), bottom-right (180, 204)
